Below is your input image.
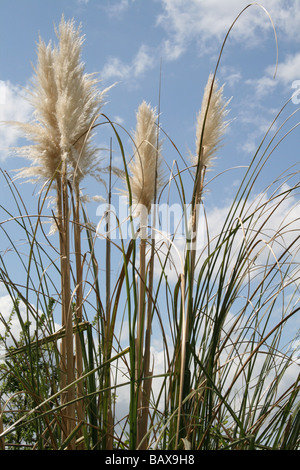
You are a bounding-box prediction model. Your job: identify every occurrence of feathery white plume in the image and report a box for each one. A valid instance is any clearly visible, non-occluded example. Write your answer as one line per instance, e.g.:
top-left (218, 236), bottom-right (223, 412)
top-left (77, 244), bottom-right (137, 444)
top-left (13, 16), bottom-right (110, 186)
top-left (194, 73), bottom-right (230, 169)
top-left (127, 100), bottom-right (163, 214)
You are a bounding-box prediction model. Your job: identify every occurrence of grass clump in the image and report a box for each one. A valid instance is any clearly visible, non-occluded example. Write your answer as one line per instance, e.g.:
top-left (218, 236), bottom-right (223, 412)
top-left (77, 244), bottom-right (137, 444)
top-left (0, 7), bottom-right (299, 451)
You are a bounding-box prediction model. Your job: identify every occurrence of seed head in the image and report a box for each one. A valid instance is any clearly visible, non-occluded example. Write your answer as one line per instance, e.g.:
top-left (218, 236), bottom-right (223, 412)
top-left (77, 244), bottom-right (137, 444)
top-left (14, 16), bottom-right (109, 186)
top-left (127, 101), bottom-right (163, 214)
top-left (194, 73), bottom-right (231, 170)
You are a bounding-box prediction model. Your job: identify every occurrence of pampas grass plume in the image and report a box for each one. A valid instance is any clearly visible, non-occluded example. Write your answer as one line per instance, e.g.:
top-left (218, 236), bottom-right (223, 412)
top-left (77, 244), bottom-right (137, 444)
top-left (194, 73), bottom-right (231, 169)
top-left (14, 15), bottom-right (109, 186)
top-left (127, 100), bottom-right (162, 214)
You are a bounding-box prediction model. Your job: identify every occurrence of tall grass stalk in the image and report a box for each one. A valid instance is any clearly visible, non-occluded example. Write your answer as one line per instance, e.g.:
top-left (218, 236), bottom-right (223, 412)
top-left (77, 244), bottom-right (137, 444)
top-left (58, 162), bottom-right (76, 447)
top-left (2, 15), bottom-right (109, 446)
top-left (121, 100), bottom-right (162, 448)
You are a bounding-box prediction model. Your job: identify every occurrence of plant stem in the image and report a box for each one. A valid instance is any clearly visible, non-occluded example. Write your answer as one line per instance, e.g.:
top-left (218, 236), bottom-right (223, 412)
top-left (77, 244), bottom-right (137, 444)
top-left (176, 273), bottom-right (187, 449)
top-left (104, 140), bottom-right (113, 450)
top-left (59, 163), bottom-right (75, 449)
top-left (136, 209), bottom-right (147, 448)
top-left (74, 182), bottom-right (84, 448)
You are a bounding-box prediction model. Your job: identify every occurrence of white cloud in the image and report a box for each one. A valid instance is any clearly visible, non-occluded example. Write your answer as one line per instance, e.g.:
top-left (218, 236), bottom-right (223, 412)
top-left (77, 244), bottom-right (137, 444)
top-left (225, 71), bottom-right (242, 88)
top-left (157, 0), bottom-right (269, 59)
top-left (105, 0), bottom-right (136, 17)
top-left (157, 0), bottom-right (300, 61)
top-left (114, 115), bottom-right (125, 125)
top-left (246, 75), bottom-right (277, 99)
top-left (273, 52), bottom-right (300, 85)
top-left (101, 57), bottom-right (131, 81)
top-left (161, 39), bottom-right (185, 62)
top-left (101, 1), bottom-right (300, 86)
top-left (132, 44), bottom-right (155, 77)
top-left (101, 44), bottom-right (155, 82)
top-left (0, 81), bottom-right (32, 161)
top-left (246, 52), bottom-right (300, 100)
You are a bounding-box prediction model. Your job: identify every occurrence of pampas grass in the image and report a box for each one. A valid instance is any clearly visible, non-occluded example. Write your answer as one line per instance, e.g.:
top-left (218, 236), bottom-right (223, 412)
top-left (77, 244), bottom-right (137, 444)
top-left (4, 15), bottom-right (111, 447)
top-left (175, 73), bottom-right (232, 448)
top-left (0, 6), bottom-right (299, 451)
top-left (126, 100), bottom-right (163, 215)
top-left (194, 73), bottom-right (231, 171)
top-left (123, 100), bottom-right (163, 449)
top-left (189, 73), bottom-right (231, 255)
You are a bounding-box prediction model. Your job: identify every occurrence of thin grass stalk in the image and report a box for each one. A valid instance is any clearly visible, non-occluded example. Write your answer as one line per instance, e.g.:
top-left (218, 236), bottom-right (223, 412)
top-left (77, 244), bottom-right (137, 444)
top-left (100, 114), bottom-right (139, 448)
top-left (175, 273), bottom-right (187, 449)
top-left (140, 201), bottom-right (188, 448)
top-left (59, 163), bottom-right (75, 449)
top-left (59, 420), bottom-right (84, 450)
top-left (106, 139), bottom-right (113, 326)
top-left (138, 67), bottom-right (163, 449)
top-left (179, 69), bottom-right (231, 439)
top-left (103, 139), bottom-right (113, 449)
top-left (56, 175), bottom-right (67, 440)
top-left (74, 182), bottom-right (84, 448)
top-left (136, 216), bottom-right (147, 447)
top-left (190, 153), bottom-right (206, 275)
top-left (138, 244), bottom-right (154, 449)
top-left (85, 323), bottom-right (99, 448)
top-left (130, 100), bottom-right (162, 449)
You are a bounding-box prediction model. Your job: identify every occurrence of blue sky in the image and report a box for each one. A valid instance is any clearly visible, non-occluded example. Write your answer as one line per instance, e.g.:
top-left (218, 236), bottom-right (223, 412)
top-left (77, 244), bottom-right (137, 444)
top-left (0, 1), bottom-right (300, 351)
